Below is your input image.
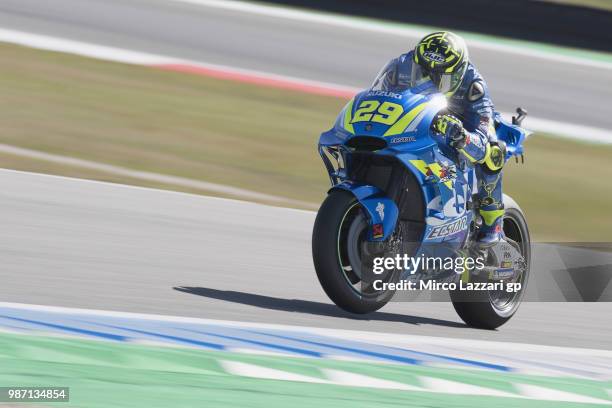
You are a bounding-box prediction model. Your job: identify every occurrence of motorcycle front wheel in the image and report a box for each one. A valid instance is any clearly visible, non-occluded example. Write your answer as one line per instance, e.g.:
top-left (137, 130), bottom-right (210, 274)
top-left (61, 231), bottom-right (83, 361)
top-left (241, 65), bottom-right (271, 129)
top-left (312, 190), bottom-right (399, 314)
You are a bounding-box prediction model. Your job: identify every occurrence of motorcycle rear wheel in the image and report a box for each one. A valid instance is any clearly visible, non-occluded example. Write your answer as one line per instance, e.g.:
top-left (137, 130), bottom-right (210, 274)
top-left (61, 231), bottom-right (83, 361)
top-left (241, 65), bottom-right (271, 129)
top-left (450, 198), bottom-right (531, 329)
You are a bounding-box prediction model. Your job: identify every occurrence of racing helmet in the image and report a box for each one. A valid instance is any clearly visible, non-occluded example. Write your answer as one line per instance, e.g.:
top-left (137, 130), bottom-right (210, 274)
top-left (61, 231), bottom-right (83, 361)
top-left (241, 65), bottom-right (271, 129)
top-left (413, 31), bottom-right (469, 95)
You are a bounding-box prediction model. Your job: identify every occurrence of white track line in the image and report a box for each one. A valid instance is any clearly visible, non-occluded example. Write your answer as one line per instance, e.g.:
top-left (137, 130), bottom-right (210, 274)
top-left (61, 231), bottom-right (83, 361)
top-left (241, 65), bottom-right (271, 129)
top-left (220, 360), bottom-right (328, 383)
top-left (0, 28), bottom-right (173, 65)
top-left (0, 143), bottom-right (314, 208)
top-left (0, 28), bottom-right (355, 94)
top-left (323, 369), bottom-right (422, 391)
top-left (169, 0), bottom-right (612, 70)
top-left (515, 383), bottom-right (612, 405)
top-left (3, 300), bottom-right (612, 383)
top-left (518, 116), bottom-right (611, 144)
top-left (220, 360), bottom-right (611, 403)
top-left (1, 302), bottom-right (610, 357)
top-left (419, 376), bottom-right (517, 397)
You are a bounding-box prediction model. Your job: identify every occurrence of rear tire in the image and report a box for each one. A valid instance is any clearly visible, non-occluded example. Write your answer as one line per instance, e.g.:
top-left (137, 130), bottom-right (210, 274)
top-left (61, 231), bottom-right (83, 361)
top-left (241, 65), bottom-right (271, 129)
top-left (312, 190), bottom-right (397, 314)
top-left (450, 198), bottom-right (531, 329)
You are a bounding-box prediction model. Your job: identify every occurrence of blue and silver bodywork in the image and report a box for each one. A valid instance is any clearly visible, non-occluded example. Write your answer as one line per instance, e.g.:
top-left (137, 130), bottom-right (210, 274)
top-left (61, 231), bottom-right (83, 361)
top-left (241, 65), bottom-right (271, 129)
top-left (319, 83), bottom-right (529, 252)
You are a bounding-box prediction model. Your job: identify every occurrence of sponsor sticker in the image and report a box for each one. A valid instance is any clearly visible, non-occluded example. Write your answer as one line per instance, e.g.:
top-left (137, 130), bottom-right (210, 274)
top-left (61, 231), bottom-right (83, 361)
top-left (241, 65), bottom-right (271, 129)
top-left (492, 268), bottom-right (515, 280)
top-left (376, 202), bottom-right (385, 221)
top-left (437, 163), bottom-right (456, 183)
top-left (427, 216), bottom-right (467, 239)
top-left (423, 51), bottom-right (445, 63)
top-left (469, 132), bottom-right (484, 148)
top-left (390, 136), bottom-right (416, 143)
top-left (367, 90), bottom-right (402, 99)
top-left (372, 223), bottom-right (384, 238)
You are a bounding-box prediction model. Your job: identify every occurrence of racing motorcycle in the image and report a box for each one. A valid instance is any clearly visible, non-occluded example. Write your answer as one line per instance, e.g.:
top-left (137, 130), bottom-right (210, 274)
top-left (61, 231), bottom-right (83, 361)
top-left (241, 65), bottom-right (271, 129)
top-left (312, 62), bottom-right (531, 329)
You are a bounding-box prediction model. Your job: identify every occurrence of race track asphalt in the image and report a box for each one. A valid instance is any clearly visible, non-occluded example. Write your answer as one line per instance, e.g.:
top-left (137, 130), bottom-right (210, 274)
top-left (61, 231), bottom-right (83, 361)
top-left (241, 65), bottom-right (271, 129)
top-left (1, 170), bottom-right (610, 349)
top-left (0, 0), bottom-right (610, 350)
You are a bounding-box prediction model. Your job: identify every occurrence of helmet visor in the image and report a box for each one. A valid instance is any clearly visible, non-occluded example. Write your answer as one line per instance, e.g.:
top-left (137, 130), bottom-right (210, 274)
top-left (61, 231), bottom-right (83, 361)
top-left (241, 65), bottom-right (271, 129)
top-left (432, 63), bottom-right (467, 94)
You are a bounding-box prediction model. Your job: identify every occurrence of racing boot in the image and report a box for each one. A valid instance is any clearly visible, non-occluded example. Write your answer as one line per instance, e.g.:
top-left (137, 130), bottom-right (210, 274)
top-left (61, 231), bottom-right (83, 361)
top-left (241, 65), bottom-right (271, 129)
top-left (477, 206), bottom-right (505, 247)
top-left (475, 164), bottom-right (505, 248)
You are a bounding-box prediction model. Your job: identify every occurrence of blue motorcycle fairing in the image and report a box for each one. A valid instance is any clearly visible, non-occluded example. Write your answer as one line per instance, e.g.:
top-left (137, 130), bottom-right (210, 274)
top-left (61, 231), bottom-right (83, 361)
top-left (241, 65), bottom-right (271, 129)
top-left (328, 149), bottom-right (472, 245)
top-left (319, 83), bottom-right (527, 250)
top-left (337, 89), bottom-right (446, 144)
top-left (319, 128), bottom-right (346, 147)
top-left (330, 182), bottom-right (399, 241)
top-left (389, 148), bottom-right (474, 243)
top-left (494, 112), bottom-right (531, 158)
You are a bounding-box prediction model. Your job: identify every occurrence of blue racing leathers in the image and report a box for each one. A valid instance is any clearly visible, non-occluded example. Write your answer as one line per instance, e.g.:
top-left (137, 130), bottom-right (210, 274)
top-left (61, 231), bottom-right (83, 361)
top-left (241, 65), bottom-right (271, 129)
top-left (446, 62), bottom-right (505, 242)
top-left (401, 52), bottom-right (506, 242)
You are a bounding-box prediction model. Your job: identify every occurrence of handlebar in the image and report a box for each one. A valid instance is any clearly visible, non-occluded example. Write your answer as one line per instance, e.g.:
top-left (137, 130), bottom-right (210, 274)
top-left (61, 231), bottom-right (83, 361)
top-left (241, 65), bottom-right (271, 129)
top-left (512, 107), bottom-right (528, 126)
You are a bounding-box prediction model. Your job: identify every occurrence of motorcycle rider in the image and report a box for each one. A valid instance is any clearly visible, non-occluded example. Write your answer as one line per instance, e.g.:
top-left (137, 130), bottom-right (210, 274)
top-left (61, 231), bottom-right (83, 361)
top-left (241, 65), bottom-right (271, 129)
top-left (386, 31), bottom-right (506, 246)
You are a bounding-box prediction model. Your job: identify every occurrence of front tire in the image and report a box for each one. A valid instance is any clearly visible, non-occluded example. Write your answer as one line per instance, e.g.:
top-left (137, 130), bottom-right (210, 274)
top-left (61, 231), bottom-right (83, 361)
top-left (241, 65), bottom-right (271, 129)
top-left (450, 197), bottom-right (531, 329)
top-left (312, 190), bottom-right (397, 314)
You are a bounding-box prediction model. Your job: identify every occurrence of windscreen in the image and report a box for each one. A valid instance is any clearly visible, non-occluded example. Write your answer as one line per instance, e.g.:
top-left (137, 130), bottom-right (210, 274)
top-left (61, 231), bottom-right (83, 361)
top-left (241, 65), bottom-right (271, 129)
top-left (370, 57), bottom-right (432, 93)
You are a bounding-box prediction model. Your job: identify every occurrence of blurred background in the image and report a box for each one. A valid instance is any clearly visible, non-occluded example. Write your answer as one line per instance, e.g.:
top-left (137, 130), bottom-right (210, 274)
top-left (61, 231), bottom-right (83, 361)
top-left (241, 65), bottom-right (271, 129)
top-left (1, 2), bottom-right (612, 407)
top-left (0, 0), bottom-right (611, 241)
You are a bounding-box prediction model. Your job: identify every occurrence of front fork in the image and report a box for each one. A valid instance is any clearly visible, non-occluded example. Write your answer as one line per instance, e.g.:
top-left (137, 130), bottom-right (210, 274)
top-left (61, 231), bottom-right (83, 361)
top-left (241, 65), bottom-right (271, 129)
top-left (329, 182), bottom-right (399, 242)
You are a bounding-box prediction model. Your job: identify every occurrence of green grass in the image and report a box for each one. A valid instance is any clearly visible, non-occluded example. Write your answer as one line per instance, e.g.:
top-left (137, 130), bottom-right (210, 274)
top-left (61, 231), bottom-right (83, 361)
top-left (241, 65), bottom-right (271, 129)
top-left (0, 43), bottom-right (344, 204)
top-left (502, 134), bottom-right (612, 241)
top-left (1, 42), bottom-right (611, 241)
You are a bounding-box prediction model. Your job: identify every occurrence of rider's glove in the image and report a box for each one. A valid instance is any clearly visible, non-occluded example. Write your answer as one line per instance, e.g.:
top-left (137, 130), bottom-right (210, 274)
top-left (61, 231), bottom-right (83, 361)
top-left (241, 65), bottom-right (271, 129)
top-left (434, 115), bottom-right (466, 150)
